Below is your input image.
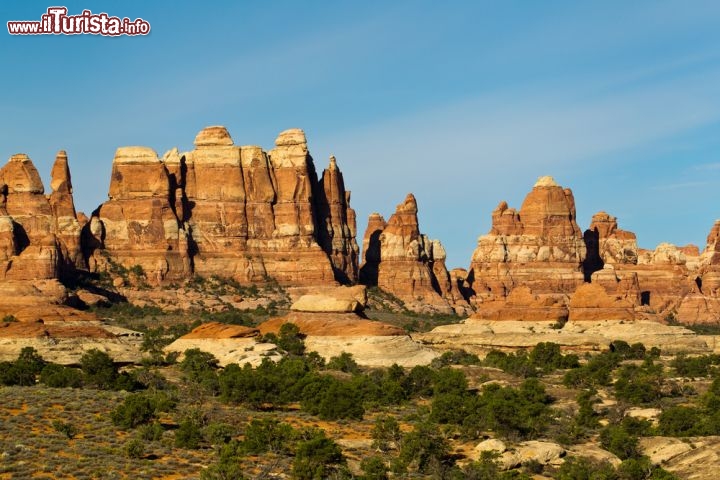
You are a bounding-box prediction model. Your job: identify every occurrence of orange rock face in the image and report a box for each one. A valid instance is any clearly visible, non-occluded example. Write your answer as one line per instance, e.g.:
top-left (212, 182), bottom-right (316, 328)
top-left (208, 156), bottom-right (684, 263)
top-left (359, 193), bottom-right (460, 314)
top-left (469, 176), bottom-right (586, 303)
top-left (471, 286), bottom-right (569, 322)
top-left (257, 311), bottom-right (405, 336)
top-left (568, 283), bottom-right (635, 322)
top-left (0, 153), bottom-right (85, 281)
top-left (181, 322), bottom-right (259, 339)
top-left (89, 127), bottom-right (359, 286)
top-left (92, 146), bottom-right (189, 283)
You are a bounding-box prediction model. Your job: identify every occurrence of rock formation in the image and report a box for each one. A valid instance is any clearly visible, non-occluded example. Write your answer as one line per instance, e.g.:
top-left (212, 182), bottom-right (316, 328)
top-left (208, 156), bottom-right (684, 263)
top-left (48, 151), bottom-right (83, 271)
top-left (257, 285), bottom-right (438, 367)
top-left (91, 146), bottom-right (188, 284)
top-left (583, 211), bottom-right (638, 276)
top-left (568, 283), bottom-right (635, 322)
top-left (469, 176), bottom-right (586, 308)
top-left (0, 152), bottom-right (87, 281)
top-left (88, 127), bottom-right (359, 287)
top-left (359, 193), bottom-right (464, 314)
top-left (164, 322), bottom-right (282, 367)
top-left (317, 155), bottom-right (359, 284)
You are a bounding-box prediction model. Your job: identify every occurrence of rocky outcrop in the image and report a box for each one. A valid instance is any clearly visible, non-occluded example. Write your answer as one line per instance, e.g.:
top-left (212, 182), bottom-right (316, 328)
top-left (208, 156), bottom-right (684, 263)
top-left (360, 193), bottom-right (460, 314)
top-left (89, 127), bottom-right (359, 287)
top-left (415, 319), bottom-right (710, 355)
top-left (471, 286), bottom-right (569, 323)
top-left (163, 321), bottom-right (280, 367)
top-left (49, 151), bottom-right (83, 271)
top-left (291, 285), bottom-right (367, 313)
top-left (583, 211), bottom-right (638, 277)
top-left (91, 146), bottom-right (188, 284)
top-left (358, 212), bottom-right (386, 286)
top-left (568, 283), bottom-right (635, 322)
top-left (0, 152), bottom-right (87, 281)
top-left (256, 286), bottom-right (438, 366)
top-left (317, 156), bottom-right (360, 284)
top-left (469, 176), bottom-right (586, 308)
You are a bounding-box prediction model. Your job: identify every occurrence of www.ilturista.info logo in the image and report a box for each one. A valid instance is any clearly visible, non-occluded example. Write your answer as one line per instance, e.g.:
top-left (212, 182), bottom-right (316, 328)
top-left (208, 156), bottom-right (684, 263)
top-left (7, 7), bottom-right (150, 36)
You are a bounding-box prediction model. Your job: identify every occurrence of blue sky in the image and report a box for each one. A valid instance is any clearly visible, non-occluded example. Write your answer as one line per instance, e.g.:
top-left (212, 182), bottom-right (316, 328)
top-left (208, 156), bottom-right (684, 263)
top-left (2, 1), bottom-right (720, 268)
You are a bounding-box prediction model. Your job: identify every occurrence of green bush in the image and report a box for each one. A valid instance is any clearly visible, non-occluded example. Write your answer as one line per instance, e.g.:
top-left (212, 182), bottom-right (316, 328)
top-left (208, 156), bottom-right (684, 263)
top-left (555, 456), bottom-right (619, 480)
top-left (397, 421), bottom-right (451, 475)
top-left (563, 351), bottom-right (621, 389)
top-left (371, 415), bottom-right (401, 452)
top-left (175, 414), bottom-right (204, 449)
top-left (111, 393), bottom-right (156, 429)
top-left (138, 422), bottom-right (164, 441)
top-left (201, 440), bottom-right (246, 480)
top-left (614, 359), bottom-right (664, 405)
top-left (671, 354), bottom-right (720, 377)
top-left (240, 418), bottom-right (295, 454)
top-left (600, 423), bottom-right (641, 460)
top-left (327, 352), bottom-right (361, 374)
top-left (80, 349), bottom-right (119, 389)
top-left (40, 364), bottom-right (83, 388)
top-left (275, 322), bottom-right (306, 356)
top-left (431, 350), bottom-right (481, 368)
top-left (292, 429), bottom-right (345, 480)
top-left (124, 438), bottom-right (145, 459)
top-left (360, 456), bottom-right (389, 480)
top-left (52, 420), bottom-right (78, 439)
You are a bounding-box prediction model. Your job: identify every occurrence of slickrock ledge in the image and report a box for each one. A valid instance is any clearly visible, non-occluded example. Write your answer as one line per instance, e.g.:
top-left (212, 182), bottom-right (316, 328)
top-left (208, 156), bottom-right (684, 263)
top-left (415, 319), bottom-right (710, 355)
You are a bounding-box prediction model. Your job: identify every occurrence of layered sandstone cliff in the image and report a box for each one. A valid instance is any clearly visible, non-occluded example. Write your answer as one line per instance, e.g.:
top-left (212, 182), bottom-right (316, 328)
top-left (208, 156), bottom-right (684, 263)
top-left (88, 127), bottom-right (359, 286)
top-left (0, 152), bottom-right (85, 282)
top-left (469, 176), bottom-right (586, 315)
top-left (359, 194), bottom-right (468, 314)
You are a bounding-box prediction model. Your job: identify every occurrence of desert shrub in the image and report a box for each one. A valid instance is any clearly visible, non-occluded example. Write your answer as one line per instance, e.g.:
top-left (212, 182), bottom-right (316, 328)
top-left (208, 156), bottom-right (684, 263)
top-left (203, 422), bottom-right (236, 446)
top-left (179, 348), bottom-right (219, 394)
top-left (528, 342), bottom-right (580, 372)
top-left (614, 358), bottom-right (664, 405)
top-left (40, 364), bottom-right (83, 388)
top-left (175, 416), bottom-right (204, 449)
top-left (124, 438), bottom-right (145, 459)
top-left (657, 405), bottom-right (707, 436)
top-left (241, 418), bottom-right (295, 454)
top-left (52, 420), bottom-right (78, 439)
top-left (17, 347), bottom-right (46, 374)
top-left (360, 456), bottom-right (389, 480)
top-left (138, 422), bottom-right (165, 441)
top-left (179, 348), bottom-right (219, 378)
top-left (292, 429), bottom-right (345, 480)
top-left (671, 353), bottom-right (720, 377)
top-left (371, 415), bottom-right (402, 453)
top-left (80, 349), bottom-right (119, 389)
top-left (609, 340), bottom-right (649, 360)
top-left (484, 343), bottom-right (579, 378)
top-left (327, 352), bottom-right (361, 374)
top-left (563, 351), bottom-right (621, 388)
top-left (600, 423), bottom-right (641, 460)
top-left (201, 440), bottom-right (246, 480)
top-left (301, 376), bottom-right (364, 420)
top-left (276, 322), bottom-right (306, 356)
top-left (575, 389), bottom-right (601, 429)
top-left (484, 350), bottom-right (536, 377)
top-left (555, 456), bottom-right (618, 480)
top-left (0, 361), bottom-right (35, 386)
top-left (111, 393), bottom-right (156, 429)
top-left (480, 378), bottom-right (553, 440)
top-left (396, 421), bottom-right (452, 476)
top-left (402, 365), bottom-right (437, 397)
top-left (431, 349), bottom-right (481, 368)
